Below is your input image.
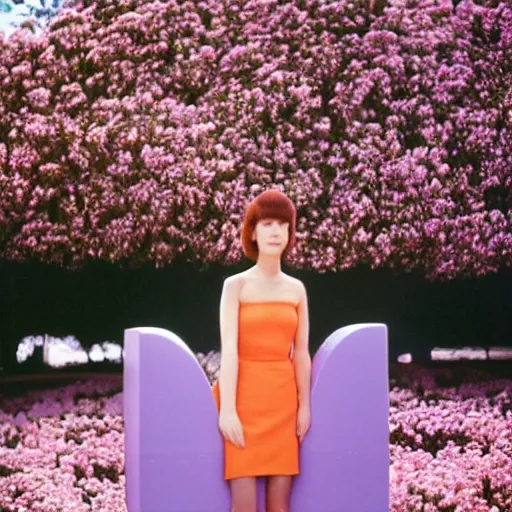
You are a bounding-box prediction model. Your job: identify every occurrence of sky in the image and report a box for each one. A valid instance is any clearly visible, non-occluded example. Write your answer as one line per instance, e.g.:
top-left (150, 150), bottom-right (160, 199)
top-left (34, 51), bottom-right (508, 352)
top-left (0, 1), bottom-right (46, 39)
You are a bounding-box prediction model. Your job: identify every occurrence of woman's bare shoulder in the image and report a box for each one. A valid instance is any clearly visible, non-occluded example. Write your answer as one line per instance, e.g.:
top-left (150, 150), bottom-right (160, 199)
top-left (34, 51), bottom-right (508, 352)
top-left (222, 270), bottom-right (251, 289)
top-left (282, 273), bottom-right (306, 292)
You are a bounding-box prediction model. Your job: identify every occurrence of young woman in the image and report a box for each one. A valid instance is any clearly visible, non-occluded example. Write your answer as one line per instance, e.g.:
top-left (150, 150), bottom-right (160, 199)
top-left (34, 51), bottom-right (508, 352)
top-left (212, 189), bottom-right (312, 512)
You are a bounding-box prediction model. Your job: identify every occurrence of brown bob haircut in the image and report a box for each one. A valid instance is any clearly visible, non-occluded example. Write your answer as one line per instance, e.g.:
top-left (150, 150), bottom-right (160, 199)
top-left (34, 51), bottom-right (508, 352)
top-left (241, 189), bottom-right (297, 261)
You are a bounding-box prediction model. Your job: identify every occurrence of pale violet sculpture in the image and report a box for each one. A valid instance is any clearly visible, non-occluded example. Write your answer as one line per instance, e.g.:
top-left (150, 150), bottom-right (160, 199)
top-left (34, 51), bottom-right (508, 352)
top-left (123, 323), bottom-right (389, 512)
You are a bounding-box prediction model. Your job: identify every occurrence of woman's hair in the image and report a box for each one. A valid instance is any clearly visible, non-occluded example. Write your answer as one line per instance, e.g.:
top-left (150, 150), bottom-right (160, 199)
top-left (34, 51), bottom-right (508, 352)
top-left (241, 189), bottom-right (297, 261)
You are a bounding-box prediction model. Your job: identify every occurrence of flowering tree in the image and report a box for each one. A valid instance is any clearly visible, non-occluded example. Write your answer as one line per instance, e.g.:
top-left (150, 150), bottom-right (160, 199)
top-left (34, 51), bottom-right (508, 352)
top-left (0, 0), bottom-right (511, 280)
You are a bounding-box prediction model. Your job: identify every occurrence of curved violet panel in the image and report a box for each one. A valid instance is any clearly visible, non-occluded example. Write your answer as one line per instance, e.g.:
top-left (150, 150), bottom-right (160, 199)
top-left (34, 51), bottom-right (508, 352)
top-left (123, 327), bottom-right (230, 512)
top-left (123, 323), bottom-right (389, 512)
top-left (290, 323), bottom-right (390, 512)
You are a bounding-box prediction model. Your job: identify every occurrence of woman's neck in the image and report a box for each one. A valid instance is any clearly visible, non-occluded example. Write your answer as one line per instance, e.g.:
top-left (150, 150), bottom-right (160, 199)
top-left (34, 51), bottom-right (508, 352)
top-left (254, 254), bottom-right (282, 278)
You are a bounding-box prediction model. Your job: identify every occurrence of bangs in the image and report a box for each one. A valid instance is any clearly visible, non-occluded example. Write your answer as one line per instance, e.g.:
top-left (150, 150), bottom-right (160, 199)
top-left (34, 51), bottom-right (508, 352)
top-left (253, 194), bottom-right (295, 226)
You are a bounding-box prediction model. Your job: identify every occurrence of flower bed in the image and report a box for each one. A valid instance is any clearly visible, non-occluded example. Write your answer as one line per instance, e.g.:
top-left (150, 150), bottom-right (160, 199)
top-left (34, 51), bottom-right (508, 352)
top-left (0, 359), bottom-right (510, 511)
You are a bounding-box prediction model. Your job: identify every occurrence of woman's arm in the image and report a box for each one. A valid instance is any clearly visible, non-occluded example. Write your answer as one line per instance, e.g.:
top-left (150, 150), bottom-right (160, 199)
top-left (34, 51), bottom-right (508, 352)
top-left (218, 275), bottom-right (241, 414)
top-left (293, 281), bottom-right (312, 408)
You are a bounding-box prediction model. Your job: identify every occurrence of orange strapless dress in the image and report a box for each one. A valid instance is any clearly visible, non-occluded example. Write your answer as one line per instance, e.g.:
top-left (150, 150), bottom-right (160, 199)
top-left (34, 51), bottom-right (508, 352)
top-left (212, 301), bottom-right (300, 480)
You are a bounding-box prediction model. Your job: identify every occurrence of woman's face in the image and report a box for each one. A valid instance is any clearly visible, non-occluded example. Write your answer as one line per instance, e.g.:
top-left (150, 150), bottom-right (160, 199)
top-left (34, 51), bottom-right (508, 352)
top-left (252, 217), bottom-right (290, 257)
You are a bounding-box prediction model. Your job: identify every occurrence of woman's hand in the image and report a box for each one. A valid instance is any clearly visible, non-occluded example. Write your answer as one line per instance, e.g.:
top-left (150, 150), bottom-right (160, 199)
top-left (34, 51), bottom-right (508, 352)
top-left (297, 404), bottom-right (311, 444)
top-left (219, 410), bottom-right (246, 449)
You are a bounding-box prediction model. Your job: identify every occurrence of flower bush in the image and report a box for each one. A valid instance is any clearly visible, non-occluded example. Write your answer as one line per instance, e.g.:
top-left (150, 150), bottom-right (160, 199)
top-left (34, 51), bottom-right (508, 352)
top-left (0, 0), bottom-right (511, 279)
top-left (0, 357), bottom-right (511, 511)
